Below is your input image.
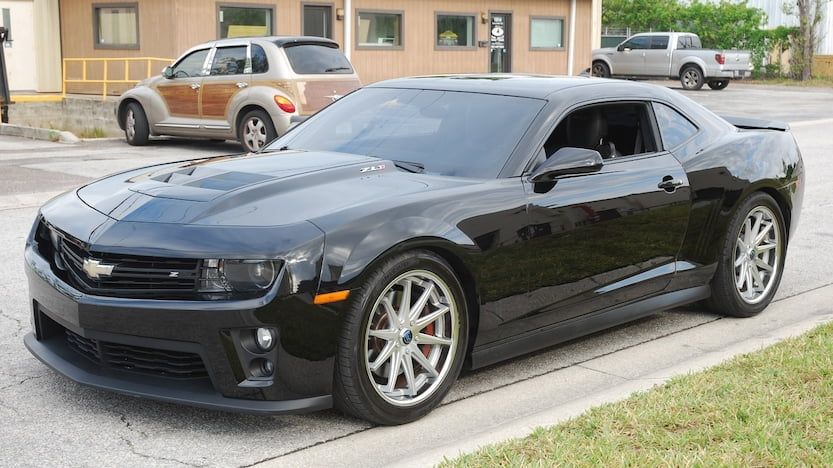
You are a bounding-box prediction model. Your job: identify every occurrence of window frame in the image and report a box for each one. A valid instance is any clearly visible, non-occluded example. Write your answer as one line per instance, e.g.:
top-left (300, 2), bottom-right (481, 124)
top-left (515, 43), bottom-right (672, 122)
top-left (621, 35), bottom-right (651, 50)
top-left (650, 100), bottom-right (701, 151)
top-left (301, 2), bottom-right (334, 39)
top-left (650, 35), bottom-right (670, 50)
top-left (355, 9), bottom-right (404, 50)
top-left (250, 43), bottom-right (269, 75)
top-left (208, 45), bottom-right (249, 77)
top-left (92, 2), bottom-right (140, 50)
top-left (216, 3), bottom-right (276, 39)
top-left (529, 16), bottom-right (566, 51)
top-left (434, 11), bottom-right (477, 51)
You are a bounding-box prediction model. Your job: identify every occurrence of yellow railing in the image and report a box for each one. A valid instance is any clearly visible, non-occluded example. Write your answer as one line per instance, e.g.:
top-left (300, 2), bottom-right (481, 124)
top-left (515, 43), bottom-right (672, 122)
top-left (62, 57), bottom-right (173, 100)
top-left (814, 55), bottom-right (833, 78)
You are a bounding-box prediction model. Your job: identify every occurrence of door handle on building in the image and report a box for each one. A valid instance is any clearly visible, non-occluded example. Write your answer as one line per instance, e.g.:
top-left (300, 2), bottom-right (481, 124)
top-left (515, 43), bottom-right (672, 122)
top-left (190, 83), bottom-right (200, 90)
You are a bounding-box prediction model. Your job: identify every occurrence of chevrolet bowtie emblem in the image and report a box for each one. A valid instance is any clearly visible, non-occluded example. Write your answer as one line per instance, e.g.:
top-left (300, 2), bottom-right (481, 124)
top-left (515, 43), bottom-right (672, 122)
top-left (82, 258), bottom-right (116, 279)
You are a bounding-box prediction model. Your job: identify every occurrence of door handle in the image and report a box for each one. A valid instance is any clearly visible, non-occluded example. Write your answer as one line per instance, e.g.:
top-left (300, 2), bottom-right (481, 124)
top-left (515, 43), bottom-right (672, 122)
top-left (236, 82), bottom-right (248, 88)
top-left (190, 83), bottom-right (200, 90)
top-left (658, 177), bottom-right (684, 192)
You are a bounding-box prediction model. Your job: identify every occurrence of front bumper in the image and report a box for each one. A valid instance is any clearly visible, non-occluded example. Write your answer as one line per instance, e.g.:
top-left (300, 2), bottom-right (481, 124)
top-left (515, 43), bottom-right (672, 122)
top-left (24, 241), bottom-right (339, 415)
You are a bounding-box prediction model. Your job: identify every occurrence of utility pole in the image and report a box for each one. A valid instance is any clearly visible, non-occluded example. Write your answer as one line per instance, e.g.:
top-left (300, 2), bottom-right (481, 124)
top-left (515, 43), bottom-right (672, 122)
top-left (0, 27), bottom-right (10, 123)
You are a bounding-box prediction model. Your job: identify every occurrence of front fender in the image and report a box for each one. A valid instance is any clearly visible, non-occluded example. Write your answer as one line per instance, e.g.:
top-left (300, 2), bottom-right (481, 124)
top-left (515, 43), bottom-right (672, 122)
top-left (118, 84), bottom-right (170, 133)
top-left (591, 54), bottom-right (614, 73)
top-left (319, 216), bottom-right (477, 291)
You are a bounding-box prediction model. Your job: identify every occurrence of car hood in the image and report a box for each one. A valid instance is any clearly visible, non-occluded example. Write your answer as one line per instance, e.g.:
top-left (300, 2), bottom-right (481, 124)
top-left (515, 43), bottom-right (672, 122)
top-left (592, 47), bottom-right (615, 54)
top-left (75, 150), bottom-right (435, 226)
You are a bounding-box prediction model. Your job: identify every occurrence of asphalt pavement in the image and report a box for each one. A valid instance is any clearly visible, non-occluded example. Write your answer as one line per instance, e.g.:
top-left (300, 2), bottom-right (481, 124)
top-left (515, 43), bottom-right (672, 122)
top-left (1, 82), bottom-right (832, 467)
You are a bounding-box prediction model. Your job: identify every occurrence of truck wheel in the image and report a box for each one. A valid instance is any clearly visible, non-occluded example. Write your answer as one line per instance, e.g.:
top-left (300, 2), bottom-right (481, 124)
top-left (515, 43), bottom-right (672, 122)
top-left (591, 61), bottom-right (610, 78)
top-left (708, 80), bottom-right (729, 90)
top-left (680, 66), bottom-right (704, 91)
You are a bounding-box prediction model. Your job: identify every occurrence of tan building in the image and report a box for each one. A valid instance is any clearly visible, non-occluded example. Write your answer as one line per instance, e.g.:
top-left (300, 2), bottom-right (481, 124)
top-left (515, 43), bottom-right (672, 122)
top-left (56, 0), bottom-right (600, 95)
top-left (0, 0), bottom-right (61, 92)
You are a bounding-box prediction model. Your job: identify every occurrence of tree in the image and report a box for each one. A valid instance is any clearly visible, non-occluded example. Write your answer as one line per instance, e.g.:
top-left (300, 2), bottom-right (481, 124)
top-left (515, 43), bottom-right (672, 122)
top-left (785, 0), bottom-right (828, 80)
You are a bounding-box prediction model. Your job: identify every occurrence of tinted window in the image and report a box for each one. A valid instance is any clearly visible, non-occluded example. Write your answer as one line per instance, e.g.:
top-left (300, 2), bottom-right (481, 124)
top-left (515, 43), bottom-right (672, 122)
top-left (622, 36), bottom-right (650, 50)
top-left (210, 46), bottom-right (247, 75)
top-left (677, 35), bottom-right (701, 49)
top-left (283, 44), bottom-right (353, 74)
top-left (251, 44), bottom-right (268, 74)
top-left (653, 102), bottom-right (698, 149)
top-left (650, 36), bottom-right (669, 50)
top-left (172, 49), bottom-right (210, 77)
top-left (269, 88), bottom-right (544, 178)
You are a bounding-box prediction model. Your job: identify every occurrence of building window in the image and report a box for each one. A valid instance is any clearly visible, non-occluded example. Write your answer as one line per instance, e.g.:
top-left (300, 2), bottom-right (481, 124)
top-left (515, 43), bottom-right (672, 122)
top-left (436, 13), bottom-right (475, 48)
top-left (530, 17), bottom-right (564, 50)
top-left (303, 4), bottom-right (333, 39)
top-left (93, 4), bottom-right (139, 49)
top-left (218, 5), bottom-right (273, 39)
top-left (357, 11), bottom-right (402, 48)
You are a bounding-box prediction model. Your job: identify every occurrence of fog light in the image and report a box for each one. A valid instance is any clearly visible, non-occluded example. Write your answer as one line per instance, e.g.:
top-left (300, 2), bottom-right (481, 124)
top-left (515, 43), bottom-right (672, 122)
top-left (249, 358), bottom-right (274, 378)
top-left (255, 327), bottom-right (276, 351)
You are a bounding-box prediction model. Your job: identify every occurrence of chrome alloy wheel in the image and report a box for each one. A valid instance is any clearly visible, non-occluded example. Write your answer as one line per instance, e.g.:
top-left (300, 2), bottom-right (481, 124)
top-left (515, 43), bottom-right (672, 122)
top-left (364, 270), bottom-right (459, 407)
top-left (243, 117), bottom-right (267, 151)
top-left (683, 69), bottom-right (701, 88)
top-left (734, 206), bottom-right (781, 304)
top-left (125, 109), bottom-right (136, 140)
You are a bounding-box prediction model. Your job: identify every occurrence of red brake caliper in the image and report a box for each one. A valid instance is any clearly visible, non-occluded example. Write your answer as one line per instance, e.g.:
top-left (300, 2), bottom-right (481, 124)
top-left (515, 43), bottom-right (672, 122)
top-left (421, 323), bottom-right (434, 358)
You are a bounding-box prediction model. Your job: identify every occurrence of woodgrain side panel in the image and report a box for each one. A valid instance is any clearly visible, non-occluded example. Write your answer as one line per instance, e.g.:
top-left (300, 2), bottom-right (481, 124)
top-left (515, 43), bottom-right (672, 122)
top-left (156, 84), bottom-right (199, 117)
top-left (201, 83), bottom-right (240, 118)
top-left (296, 79), bottom-right (362, 114)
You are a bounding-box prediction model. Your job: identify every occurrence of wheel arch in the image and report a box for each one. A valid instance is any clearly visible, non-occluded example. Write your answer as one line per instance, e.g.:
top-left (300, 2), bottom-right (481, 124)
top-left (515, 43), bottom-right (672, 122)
top-left (234, 104), bottom-right (271, 139)
top-left (592, 57), bottom-right (613, 74)
top-left (116, 98), bottom-right (143, 130)
top-left (678, 61), bottom-right (705, 79)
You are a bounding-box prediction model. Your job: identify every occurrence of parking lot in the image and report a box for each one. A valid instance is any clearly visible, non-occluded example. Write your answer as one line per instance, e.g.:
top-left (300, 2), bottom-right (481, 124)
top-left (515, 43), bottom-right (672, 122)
top-left (1, 82), bottom-right (833, 467)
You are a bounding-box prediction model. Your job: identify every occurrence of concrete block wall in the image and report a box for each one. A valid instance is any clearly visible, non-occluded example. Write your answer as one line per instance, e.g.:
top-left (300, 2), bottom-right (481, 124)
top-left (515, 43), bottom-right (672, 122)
top-left (7, 97), bottom-right (122, 137)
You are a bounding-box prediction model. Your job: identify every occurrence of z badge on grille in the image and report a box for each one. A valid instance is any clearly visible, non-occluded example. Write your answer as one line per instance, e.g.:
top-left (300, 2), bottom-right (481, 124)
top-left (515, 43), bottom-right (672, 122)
top-left (82, 258), bottom-right (116, 279)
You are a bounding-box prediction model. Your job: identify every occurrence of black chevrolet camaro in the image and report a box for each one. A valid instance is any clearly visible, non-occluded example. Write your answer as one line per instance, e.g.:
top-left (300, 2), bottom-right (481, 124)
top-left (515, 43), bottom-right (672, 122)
top-left (24, 75), bottom-right (804, 425)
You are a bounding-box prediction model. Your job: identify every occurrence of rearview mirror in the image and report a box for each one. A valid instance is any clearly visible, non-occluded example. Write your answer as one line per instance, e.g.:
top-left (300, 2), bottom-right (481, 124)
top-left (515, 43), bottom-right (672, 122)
top-left (162, 66), bottom-right (174, 79)
top-left (528, 147), bottom-right (604, 183)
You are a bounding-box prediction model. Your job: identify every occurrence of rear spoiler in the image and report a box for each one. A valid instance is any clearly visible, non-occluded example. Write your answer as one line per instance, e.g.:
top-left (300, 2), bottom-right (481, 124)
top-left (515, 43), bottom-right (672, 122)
top-left (721, 115), bottom-right (789, 132)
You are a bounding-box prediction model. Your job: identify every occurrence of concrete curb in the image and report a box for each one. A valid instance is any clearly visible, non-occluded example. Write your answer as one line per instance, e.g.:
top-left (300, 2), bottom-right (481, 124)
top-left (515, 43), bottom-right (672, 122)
top-left (0, 123), bottom-right (80, 144)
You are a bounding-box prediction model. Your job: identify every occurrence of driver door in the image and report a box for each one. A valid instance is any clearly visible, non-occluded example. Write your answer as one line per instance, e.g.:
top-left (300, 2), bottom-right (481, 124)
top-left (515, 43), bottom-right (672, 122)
top-left (154, 47), bottom-right (212, 131)
top-left (614, 35), bottom-right (650, 75)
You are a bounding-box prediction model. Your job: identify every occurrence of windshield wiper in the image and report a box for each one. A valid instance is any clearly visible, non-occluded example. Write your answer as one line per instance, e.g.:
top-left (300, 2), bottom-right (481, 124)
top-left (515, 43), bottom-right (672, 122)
top-left (391, 160), bottom-right (425, 174)
top-left (324, 66), bottom-right (352, 73)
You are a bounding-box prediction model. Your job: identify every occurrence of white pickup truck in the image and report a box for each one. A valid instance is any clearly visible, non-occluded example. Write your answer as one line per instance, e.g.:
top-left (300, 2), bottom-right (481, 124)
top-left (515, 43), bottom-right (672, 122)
top-left (591, 32), bottom-right (753, 90)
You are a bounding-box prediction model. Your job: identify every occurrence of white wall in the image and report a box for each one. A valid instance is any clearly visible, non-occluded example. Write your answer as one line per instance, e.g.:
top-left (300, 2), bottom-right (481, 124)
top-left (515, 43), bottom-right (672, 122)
top-left (1, 0), bottom-right (38, 91)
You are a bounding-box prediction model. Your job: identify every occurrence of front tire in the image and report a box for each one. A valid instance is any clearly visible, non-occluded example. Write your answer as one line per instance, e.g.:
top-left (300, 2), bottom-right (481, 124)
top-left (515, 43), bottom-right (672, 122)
top-left (680, 66), bottom-right (705, 90)
top-left (708, 80), bottom-right (729, 90)
top-left (591, 61), bottom-right (611, 78)
top-left (333, 250), bottom-right (469, 425)
top-left (238, 109), bottom-right (276, 152)
top-left (706, 192), bottom-right (786, 317)
top-left (124, 102), bottom-right (149, 146)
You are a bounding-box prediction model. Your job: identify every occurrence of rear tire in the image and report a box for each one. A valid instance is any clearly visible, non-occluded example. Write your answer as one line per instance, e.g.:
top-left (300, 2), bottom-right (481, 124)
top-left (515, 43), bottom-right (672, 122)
top-left (238, 109), bottom-right (276, 152)
top-left (333, 250), bottom-right (469, 425)
top-left (124, 102), bottom-right (149, 146)
top-left (708, 80), bottom-right (729, 90)
top-left (591, 61), bottom-right (611, 78)
top-left (706, 192), bottom-right (786, 317)
top-left (680, 66), bottom-right (705, 90)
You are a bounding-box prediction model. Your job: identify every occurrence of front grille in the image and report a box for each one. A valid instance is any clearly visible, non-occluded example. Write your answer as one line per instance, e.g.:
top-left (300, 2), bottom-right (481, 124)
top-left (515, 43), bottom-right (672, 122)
top-left (65, 329), bottom-right (208, 379)
top-left (37, 220), bottom-right (201, 299)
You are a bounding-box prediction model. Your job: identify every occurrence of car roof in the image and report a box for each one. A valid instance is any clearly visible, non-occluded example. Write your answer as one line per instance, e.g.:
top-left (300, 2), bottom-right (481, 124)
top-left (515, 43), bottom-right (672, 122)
top-left (631, 32), bottom-right (695, 36)
top-left (212, 35), bottom-right (339, 48)
top-left (368, 74), bottom-right (664, 100)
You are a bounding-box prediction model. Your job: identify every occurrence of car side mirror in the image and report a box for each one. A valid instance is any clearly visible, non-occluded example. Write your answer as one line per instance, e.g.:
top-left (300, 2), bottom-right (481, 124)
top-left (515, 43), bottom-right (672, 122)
top-left (528, 147), bottom-right (604, 184)
top-left (617, 44), bottom-right (625, 52)
top-left (287, 115), bottom-right (308, 132)
top-left (162, 66), bottom-right (174, 79)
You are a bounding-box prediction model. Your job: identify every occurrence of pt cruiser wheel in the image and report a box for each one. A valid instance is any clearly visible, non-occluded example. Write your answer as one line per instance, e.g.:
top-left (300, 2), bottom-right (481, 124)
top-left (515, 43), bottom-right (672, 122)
top-left (334, 250), bottom-right (468, 425)
top-left (707, 193), bottom-right (786, 317)
top-left (124, 102), bottom-right (149, 146)
top-left (239, 109), bottom-right (277, 152)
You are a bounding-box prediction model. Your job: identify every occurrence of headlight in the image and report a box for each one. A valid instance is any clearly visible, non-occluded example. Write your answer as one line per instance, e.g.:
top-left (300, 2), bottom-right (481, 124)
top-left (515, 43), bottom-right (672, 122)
top-left (198, 259), bottom-right (278, 293)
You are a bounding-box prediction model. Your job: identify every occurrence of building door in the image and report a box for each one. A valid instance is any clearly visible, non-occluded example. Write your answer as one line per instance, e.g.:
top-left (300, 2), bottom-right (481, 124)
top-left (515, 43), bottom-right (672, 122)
top-left (489, 13), bottom-right (511, 73)
top-left (0, 1), bottom-right (37, 91)
top-left (303, 4), bottom-right (332, 39)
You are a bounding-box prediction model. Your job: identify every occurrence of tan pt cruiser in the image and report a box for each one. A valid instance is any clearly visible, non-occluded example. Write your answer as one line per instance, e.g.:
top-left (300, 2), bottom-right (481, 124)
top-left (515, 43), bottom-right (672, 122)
top-left (117, 36), bottom-right (361, 151)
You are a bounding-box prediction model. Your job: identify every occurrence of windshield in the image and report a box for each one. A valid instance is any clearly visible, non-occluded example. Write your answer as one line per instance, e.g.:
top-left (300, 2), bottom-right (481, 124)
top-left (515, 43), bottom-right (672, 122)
top-left (267, 87), bottom-right (544, 178)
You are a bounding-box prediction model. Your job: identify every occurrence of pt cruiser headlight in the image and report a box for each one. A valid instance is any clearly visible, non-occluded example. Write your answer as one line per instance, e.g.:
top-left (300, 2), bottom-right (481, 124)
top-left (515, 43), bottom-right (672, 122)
top-left (198, 259), bottom-right (278, 293)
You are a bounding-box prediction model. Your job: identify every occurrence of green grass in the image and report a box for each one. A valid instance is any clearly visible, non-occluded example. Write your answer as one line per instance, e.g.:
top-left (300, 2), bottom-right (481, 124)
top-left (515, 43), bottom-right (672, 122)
top-left (443, 321), bottom-right (833, 467)
top-left (78, 127), bottom-right (108, 139)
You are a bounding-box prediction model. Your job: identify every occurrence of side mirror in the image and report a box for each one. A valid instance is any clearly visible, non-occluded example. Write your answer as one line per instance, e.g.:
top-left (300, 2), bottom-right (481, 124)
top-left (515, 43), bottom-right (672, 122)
top-left (617, 44), bottom-right (625, 52)
top-left (162, 66), bottom-right (174, 79)
top-left (528, 147), bottom-right (604, 183)
top-left (286, 115), bottom-right (307, 132)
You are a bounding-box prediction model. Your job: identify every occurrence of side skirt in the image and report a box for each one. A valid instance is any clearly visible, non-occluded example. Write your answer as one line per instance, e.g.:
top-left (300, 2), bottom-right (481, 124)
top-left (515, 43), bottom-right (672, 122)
top-left (469, 285), bottom-right (711, 369)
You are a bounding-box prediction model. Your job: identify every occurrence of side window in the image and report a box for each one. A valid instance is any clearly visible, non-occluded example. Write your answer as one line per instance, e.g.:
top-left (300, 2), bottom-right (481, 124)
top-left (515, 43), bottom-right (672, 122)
top-left (210, 46), bottom-right (248, 76)
top-left (653, 102), bottom-right (698, 149)
top-left (622, 36), bottom-right (650, 50)
top-left (172, 49), bottom-right (210, 78)
top-left (650, 36), bottom-right (669, 50)
top-left (542, 102), bottom-right (659, 160)
top-left (251, 44), bottom-right (269, 74)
